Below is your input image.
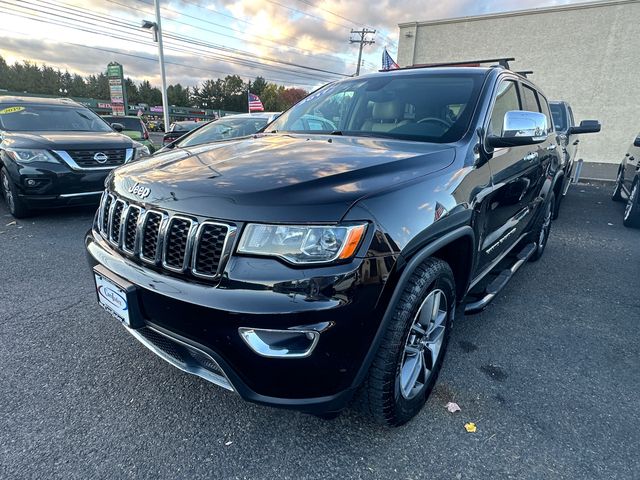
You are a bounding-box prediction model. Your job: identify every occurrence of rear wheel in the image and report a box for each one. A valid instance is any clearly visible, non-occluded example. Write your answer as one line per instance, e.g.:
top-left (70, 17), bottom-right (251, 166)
top-left (612, 166), bottom-right (624, 202)
top-left (530, 192), bottom-right (555, 262)
top-left (1, 169), bottom-right (30, 218)
top-left (358, 258), bottom-right (455, 426)
top-left (623, 180), bottom-right (640, 228)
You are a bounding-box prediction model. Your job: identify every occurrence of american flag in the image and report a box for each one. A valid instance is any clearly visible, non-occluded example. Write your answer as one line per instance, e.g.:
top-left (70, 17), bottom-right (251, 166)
top-left (382, 47), bottom-right (399, 71)
top-left (248, 92), bottom-right (264, 112)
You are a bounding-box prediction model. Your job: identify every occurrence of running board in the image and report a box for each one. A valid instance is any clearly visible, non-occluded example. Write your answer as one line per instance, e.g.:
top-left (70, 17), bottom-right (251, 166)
top-left (465, 242), bottom-right (537, 314)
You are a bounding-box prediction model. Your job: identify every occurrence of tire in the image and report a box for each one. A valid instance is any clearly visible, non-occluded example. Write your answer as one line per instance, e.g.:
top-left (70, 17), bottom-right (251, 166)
top-left (1, 168), bottom-right (30, 218)
top-left (623, 179), bottom-right (640, 228)
top-left (530, 192), bottom-right (555, 262)
top-left (551, 180), bottom-right (563, 220)
top-left (358, 258), bottom-right (456, 427)
top-left (612, 166), bottom-right (624, 202)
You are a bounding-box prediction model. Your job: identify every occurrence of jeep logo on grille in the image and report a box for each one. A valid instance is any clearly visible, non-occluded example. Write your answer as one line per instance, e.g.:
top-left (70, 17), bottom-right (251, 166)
top-left (128, 182), bottom-right (151, 199)
top-left (93, 152), bottom-right (109, 164)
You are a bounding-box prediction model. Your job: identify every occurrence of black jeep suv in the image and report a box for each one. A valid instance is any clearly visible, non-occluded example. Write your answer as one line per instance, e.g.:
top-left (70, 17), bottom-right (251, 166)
top-left (86, 65), bottom-right (560, 426)
top-left (0, 96), bottom-right (149, 218)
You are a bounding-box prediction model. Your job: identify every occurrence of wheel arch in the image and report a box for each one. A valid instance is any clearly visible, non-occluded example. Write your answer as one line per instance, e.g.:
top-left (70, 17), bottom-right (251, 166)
top-left (350, 225), bottom-right (475, 391)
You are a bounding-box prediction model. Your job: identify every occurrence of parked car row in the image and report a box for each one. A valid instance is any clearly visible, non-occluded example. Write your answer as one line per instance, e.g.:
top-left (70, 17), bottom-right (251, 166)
top-left (1, 61), bottom-right (635, 427)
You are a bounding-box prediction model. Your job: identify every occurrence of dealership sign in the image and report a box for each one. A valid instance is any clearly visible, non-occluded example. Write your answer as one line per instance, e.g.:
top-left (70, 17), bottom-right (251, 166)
top-left (106, 62), bottom-right (128, 117)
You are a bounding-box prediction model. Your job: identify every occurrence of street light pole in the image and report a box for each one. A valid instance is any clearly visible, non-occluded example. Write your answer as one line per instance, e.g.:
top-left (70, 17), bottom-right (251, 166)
top-left (153, 0), bottom-right (170, 133)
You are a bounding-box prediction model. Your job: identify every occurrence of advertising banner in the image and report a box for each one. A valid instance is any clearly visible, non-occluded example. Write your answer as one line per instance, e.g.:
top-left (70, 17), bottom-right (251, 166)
top-left (106, 62), bottom-right (128, 116)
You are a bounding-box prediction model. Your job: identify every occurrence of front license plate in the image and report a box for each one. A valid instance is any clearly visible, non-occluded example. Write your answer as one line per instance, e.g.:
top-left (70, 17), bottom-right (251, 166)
top-left (95, 272), bottom-right (130, 326)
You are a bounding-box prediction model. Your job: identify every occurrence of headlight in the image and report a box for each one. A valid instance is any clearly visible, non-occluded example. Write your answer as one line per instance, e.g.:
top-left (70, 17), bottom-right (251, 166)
top-left (133, 145), bottom-right (151, 161)
top-left (237, 223), bottom-right (367, 264)
top-left (5, 148), bottom-right (59, 164)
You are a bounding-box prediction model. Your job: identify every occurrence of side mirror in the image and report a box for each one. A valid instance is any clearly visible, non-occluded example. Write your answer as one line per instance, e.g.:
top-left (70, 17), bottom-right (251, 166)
top-left (111, 122), bottom-right (124, 132)
top-left (487, 110), bottom-right (548, 148)
top-left (634, 136), bottom-right (640, 148)
top-left (568, 120), bottom-right (601, 135)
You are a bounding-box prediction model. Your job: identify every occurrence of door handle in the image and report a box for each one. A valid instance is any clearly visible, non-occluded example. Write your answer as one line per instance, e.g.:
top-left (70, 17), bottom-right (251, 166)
top-left (546, 144), bottom-right (557, 151)
top-left (524, 152), bottom-right (538, 162)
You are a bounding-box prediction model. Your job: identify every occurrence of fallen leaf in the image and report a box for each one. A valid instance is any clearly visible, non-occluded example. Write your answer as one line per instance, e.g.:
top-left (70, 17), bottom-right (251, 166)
top-left (464, 422), bottom-right (477, 433)
top-left (5, 221), bottom-right (16, 226)
top-left (446, 402), bottom-right (461, 413)
top-left (607, 223), bottom-right (613, 226)
top-left (224, 441), bottom-right (233, 446)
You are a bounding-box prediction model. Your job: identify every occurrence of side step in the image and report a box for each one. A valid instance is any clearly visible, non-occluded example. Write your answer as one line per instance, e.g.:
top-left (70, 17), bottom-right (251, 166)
top-left (464, 242), bottom-right (537, 314)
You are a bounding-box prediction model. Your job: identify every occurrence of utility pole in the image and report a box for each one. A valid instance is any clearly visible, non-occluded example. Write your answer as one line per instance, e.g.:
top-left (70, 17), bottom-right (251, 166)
top-left (142, 1), bottom-right (170, 132)
top-left (350, 29), bottom-right (376, 76)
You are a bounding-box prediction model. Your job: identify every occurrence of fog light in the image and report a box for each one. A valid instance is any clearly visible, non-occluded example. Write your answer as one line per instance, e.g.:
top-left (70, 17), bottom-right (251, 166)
top-left (238, 327), bottom-right (319, 358)
top-left (26, 179), bottom-right (37, 186)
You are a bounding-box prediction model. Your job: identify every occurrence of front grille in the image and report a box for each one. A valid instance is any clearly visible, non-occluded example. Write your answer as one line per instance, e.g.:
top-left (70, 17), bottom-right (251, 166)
top-left (123, 206), bottom-right (140, 252)
top-left (67, 149), bottom-right (127, 168)
top-left (141, 211), bottom-right (162, 262)
top-left (98, 193), bottom-right (234, 281)
top-left (194, 223), bottom-right (228, 278)
top-left (164, 217), bottom-right (192, 270)
top-left (110, 200), bottom-right (125, 243)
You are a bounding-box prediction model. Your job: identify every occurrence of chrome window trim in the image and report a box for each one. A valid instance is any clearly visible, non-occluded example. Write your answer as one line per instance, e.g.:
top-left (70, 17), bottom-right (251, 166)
top-left (162, 215), bottom-right (197, 273)
top-left (191, 221), bottom-right (236, 280)
top-left (139, 210), bottom-right (167, 265)
top-left (53, 150), bottom-right (121, 171)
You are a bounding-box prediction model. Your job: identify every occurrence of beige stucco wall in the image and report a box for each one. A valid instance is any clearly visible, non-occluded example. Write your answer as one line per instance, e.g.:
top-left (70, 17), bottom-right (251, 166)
top-left (398, 0), bottom-right (640, 163)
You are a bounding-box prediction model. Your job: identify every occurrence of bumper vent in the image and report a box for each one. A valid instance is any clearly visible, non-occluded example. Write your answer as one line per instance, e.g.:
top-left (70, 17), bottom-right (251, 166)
top-left (98, 193), bottom-right (235, 281)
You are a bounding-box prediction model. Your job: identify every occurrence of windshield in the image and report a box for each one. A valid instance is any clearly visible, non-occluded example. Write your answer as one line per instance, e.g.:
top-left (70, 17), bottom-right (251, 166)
top-left (178, 117), bottom-right (269, 147)
top-left (550, 104), bottom-right (567, 132)
top-left (0, 104), bottom-right (112, 132)
top-left (103, 116), bottom-right (144, 133)
top-left (267, 73), bottom-right (484, 143)
top-left (171, 122), bottom-right (199, 132)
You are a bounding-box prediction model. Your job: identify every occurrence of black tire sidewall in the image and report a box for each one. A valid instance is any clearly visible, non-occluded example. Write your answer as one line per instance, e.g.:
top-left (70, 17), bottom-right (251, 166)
top-left (623, 179), bottom-right (640, 228)
top-left (1, 169), bottom-right (28, 218)
top-left (392, 271), bottom-right (455, 424)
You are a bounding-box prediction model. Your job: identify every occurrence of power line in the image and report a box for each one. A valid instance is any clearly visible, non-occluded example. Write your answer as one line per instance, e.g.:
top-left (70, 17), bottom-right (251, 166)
top-left (3, 1), bottom-right (346, 82)
top-left (0, 24), bottom-right (324, 88)
top-left (0, 5), bottom-right (332, 87)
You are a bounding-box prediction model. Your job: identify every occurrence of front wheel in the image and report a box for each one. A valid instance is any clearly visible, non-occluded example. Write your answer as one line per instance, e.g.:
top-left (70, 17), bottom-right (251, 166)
top-left (530, 192), bottom-right (555, 262)
top-left (1, 169), bottom-right (30, 218)
top-left (623, 180), bottom-right (640, 228)
top-left (358, 258), bottom-right (456, 426)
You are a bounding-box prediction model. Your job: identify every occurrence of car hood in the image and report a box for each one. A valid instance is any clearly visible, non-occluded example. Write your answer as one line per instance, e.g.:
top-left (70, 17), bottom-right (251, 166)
top-left (1, 131), bottom-right (137, 150)
top-left (111, 134), bottom-right (455, 223)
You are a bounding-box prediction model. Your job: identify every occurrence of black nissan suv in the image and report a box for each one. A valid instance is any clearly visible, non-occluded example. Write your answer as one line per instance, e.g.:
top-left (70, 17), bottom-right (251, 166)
top-left (0, 96), bottom-right (149, 218)
top-left (86, 64), bottom-right (561, 426)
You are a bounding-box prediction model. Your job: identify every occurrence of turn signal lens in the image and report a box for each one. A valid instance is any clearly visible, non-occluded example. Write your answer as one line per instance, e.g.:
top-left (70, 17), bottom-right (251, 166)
top-left (338, 224), bottom-right (366, 259)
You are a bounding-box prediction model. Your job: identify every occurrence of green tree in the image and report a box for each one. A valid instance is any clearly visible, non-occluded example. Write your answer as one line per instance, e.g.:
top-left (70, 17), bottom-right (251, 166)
top-left (167, 83), bottom-right (190, 106)
top-left (249, 76), bottom-right (267, 97)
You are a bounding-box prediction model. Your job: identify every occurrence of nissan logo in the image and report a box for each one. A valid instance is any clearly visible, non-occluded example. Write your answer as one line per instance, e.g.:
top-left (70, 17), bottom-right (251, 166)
top-left (128, 182), bottom-right (151, 199)
top-left (93, 152), bottom-right (109, 164)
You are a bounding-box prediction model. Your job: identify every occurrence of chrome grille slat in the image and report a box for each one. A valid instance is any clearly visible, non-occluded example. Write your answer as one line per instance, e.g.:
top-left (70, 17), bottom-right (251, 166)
top-left (97, 193), bottom-right (232, 281)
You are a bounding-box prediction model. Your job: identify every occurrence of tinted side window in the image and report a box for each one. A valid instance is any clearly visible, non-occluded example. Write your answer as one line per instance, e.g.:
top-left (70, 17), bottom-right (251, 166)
top-left (537, 94), bottom-right (553, 132)
top-left (521, 85), bottom-right (540, 113)
top-left (488, 80), bottom-right (521, 136)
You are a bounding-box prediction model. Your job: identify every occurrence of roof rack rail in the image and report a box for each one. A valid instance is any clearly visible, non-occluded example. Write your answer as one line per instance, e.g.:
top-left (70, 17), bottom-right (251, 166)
top-left (515, 70), bottom-right (533, 78)
top-left (391, 57), bottom-right (515, 72)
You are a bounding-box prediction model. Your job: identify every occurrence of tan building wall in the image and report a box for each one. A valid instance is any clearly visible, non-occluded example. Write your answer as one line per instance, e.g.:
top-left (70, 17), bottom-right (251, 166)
top-left (398, 0), bottom-right (640, 163)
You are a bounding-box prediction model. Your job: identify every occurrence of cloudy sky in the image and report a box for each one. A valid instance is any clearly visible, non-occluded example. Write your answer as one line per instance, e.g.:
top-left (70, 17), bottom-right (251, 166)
top-left (0, 0), bottom-right (597, 91)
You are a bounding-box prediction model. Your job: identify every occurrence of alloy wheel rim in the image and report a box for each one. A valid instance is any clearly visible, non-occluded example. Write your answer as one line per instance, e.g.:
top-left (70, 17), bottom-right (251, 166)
top-left (1, 173), bottom-right (14, 211)
top-left (625, 184), bottom-right (637, 220)
top-left (398, 288), bottom-right (448, 400)
top-left (539, 199), bottom-right (553, 247)
top-left (613, 169), bottom-right (623, 196)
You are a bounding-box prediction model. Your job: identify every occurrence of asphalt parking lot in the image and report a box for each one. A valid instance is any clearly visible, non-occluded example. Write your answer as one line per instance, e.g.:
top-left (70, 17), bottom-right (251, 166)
top-left (1, 182), bottom-right (638, 479)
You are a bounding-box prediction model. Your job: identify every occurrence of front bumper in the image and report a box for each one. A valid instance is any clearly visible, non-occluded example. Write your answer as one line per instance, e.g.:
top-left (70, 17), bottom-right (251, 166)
top-left (86, 229), bottom-right (395, 413)
top-left (5, 160), bottom-right (109, 208)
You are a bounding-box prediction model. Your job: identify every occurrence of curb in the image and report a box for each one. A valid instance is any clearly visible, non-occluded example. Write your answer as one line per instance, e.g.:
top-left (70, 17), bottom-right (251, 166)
top-left (576, 177), bottom-right (616, 185)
